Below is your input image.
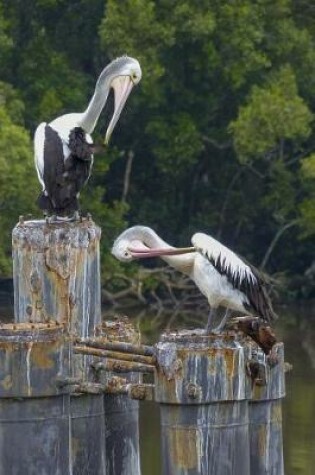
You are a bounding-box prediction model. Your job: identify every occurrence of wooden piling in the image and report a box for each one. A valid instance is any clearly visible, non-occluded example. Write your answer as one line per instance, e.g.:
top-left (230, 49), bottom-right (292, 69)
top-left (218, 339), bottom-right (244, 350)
top-left (247, 342), bottom-right (285, 475)
top-left (96, 320), bottom-right (142, 475)
top-left (0, 323), bottom-right (71, 474)
top-left (70, 393), bottom-right (106, 474)
top-left (12, 218), bottom-right (102, 337)
top-left (155, 330), bottom-right (251, 475)
top-left (11, 218), bottom-right (106, 475)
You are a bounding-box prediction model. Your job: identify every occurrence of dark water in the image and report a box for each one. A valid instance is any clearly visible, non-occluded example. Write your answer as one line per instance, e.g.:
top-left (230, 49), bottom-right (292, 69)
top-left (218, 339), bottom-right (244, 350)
top-left (136, 304), bottom-right (315, 475)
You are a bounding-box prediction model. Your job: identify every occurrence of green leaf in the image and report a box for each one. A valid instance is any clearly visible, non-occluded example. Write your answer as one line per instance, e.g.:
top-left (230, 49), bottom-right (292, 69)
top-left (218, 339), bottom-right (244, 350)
top-left (230, 66), bottom-right (313, 162)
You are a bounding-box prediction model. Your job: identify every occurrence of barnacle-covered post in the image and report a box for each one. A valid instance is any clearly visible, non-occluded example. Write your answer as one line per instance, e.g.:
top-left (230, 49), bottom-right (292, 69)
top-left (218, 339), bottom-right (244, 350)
top-left (155, 330), bottom-right (251, 475)
top-left (12, 217), bottom-right (106, 474)
top-left (247, 343), bottom-right (285, 475)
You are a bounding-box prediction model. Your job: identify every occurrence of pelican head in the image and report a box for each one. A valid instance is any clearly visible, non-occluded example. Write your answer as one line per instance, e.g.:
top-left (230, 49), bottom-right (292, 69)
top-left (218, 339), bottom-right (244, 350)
top-left (112, 225), bottom-right (195, 262)
top-left (103, 56), bottom-right (142, 144)
top-left (112, 226), bottom-right (152, 262)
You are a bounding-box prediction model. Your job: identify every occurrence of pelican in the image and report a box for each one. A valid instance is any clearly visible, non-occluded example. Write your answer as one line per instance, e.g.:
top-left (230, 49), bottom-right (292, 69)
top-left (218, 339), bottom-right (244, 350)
top-left (112, 226), bottom-right (277, 333)
top-left (34, 56), bottom-right (141, 218)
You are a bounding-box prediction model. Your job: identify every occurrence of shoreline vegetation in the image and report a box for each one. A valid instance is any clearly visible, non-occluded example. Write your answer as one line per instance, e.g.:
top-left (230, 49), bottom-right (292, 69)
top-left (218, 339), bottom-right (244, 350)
top-left (0, 1), bottom-right (314, 300)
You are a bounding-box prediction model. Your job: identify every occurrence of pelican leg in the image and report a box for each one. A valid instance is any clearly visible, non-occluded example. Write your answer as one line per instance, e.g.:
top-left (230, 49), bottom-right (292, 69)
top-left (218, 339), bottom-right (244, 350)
top-left (205, 308), bottom-right (217, 335)
top-left (212, 309), bottom-right (231, 334)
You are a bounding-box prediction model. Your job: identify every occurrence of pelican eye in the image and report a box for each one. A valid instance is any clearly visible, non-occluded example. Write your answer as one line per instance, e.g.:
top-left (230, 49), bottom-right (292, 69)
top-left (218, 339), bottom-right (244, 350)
top-left (124, 251), bottom-right (129, 257)
top-left (131, 72), bottom-right (139, 83)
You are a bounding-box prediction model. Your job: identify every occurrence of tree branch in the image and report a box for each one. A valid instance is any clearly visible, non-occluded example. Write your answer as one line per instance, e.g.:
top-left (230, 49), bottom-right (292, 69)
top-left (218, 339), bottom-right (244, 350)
top-left (217, 168), bottom-right (243, 239)
top-left (202, 135), bottom-right (232, 150)
top-left (121, 150), bottom-right (134, 203)
top-left (260, 220), bottom-right (298, 270)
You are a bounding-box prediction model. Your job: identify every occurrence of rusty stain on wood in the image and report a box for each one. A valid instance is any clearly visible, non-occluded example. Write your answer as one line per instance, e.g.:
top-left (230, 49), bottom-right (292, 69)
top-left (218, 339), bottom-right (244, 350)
top-left (45, 245), bottom-right (73, 280)
top-left (271, 401), bottom-right (282, 425)
top-left (169, 427), bottom-right (199, 469)
top-left (30, 342), bottom-right (57, 370)
top-left (0, 322), bottom-right (62, 332)
top-left (128, 383), bottom-right (154, 400)
top-left (0, 323), bottom-right (69, 398)
top-left (77, 337), bottom-right (154, 357)
top-left (93, 359), bottom-right (155, 374)
top-left (95, 318), bottom-right (140, 344)
top-left (258, 425), bottom-right (267, 458)
top-left (223, 348), bottom-right (235, 378)
top-left (1, 375), bottom-right (12, 390)
top-left (74, 345), bottom-right (156, 365)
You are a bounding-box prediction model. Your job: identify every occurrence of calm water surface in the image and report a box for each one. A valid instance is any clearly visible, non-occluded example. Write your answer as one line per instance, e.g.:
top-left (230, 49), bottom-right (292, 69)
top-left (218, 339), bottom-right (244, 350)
top-left (136, 304), bottom-right (315, 475)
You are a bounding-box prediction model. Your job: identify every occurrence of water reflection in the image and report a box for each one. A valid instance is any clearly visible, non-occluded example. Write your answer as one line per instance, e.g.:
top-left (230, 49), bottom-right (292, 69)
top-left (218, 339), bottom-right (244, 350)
top-left (134, 304), bottom-right (315, 475)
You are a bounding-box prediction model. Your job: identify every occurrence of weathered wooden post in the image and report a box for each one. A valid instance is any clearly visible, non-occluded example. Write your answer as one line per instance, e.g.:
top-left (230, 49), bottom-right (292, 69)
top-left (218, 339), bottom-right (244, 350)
top-left (12, 217), bottom-right (106, 475)
top-left (155, 330), bottom-right (251, 475)
top-left (95, 320), bottom-right (142, 475)
top-left (12, 217), bottom-right (101, 336)
top-left (247, 342), bottom-right (285, 475)
top-left (0, 322), bottom-right (71, 474)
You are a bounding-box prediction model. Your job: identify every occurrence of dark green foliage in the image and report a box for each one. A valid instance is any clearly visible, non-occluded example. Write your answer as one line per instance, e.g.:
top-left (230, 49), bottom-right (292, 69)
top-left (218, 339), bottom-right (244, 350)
top-left (0, 0), bottom-right (314, 297)
top-left (0, 85), bottom-right (37, 273)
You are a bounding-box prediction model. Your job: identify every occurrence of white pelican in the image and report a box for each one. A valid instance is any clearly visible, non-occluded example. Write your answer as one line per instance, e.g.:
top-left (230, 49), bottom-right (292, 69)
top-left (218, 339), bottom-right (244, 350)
top-left (112, 226), bottom-right (277, 333)
top-left (34, 56), bottom-right (141, 218)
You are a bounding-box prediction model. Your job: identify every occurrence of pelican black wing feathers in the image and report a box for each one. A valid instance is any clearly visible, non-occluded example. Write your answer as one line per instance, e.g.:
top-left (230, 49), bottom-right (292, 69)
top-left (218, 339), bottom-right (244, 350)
top-left (210, 253), bottom-right (277, 323)
top-left (37, 125), bottom-right (93, 215)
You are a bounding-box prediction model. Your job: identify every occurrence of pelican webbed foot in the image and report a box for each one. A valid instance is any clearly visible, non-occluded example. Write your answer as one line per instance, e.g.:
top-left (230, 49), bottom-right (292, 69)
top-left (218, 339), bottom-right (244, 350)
top-left (44, 211), bottom-right (81, 224)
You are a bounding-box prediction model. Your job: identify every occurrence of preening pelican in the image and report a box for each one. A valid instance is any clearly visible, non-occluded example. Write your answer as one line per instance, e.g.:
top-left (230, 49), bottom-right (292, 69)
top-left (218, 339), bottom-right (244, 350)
top-left (112, 226), bottom-right (277, 333)
top-left (34, 56), bottom-right (141, 218)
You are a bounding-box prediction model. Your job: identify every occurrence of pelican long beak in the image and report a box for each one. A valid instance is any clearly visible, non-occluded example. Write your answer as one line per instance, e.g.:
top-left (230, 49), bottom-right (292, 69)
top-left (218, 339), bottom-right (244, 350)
top-left (128, 246), bottom-right (196, 259)
top-left (105, 75), bottom-right (135, 144)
